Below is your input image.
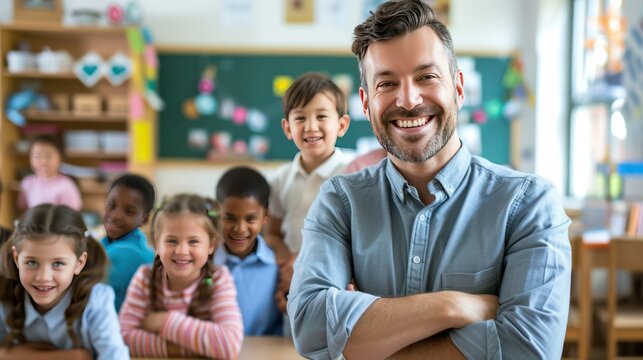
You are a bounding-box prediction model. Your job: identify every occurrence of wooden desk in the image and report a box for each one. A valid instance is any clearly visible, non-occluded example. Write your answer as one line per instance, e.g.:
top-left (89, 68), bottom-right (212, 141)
top-left (133, 336), bottom-right (302, 359)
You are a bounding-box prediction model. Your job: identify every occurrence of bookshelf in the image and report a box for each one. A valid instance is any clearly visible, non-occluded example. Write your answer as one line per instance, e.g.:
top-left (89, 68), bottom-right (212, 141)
top-left (0, 23), bottom-right (157, 229)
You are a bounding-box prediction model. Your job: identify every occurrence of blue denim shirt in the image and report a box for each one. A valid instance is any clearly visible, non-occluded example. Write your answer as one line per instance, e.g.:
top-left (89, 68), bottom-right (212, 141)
top-left (0, 283), bottom-right (130, 359)
top-left (214, 235), bottom-right (283, 336)
top-left (288, 145), bottom-right (571, 359)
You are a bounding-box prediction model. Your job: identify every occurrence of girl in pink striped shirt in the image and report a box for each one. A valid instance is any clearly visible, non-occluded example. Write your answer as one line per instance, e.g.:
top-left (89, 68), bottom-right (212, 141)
top-left (119, 194), bottom-right (243, 359)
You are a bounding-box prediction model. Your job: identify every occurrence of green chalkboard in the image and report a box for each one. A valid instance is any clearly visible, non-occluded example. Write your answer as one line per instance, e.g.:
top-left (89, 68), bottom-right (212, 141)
top-left (158, 52), bottom-right (511, 164)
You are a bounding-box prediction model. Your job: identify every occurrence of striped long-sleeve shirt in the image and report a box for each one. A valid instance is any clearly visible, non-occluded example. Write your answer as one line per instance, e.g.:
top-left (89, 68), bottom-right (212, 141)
top-left (119, 265), bottom-right (243, 359)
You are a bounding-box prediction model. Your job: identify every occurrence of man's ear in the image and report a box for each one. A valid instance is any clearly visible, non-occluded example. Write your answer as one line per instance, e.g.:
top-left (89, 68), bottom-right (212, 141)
top-left (281, 118), bottom-right (293, 140)
top-left (455, 69), bottom-right (465, 110)
top-left (337, 114), bottom-right (350, 138)
top-left (359, 87), bottom-right (370, 122)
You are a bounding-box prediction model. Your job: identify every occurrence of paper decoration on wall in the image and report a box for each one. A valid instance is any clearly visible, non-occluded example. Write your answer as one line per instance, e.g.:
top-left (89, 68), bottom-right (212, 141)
top-left (502, 55), bottom-right (533, 114)
top-left (219, 98), bottom-right (235, 120)
top-left (220, 0), bottom-right (253, 28)
top-left (211, 132), bottom-right (232, 154)
top-left (232, 140), bottom-right (248, 154)
top-left (127, 26), bottom-right (164, 111)
top-left (132, 121), bottom-right (152, 164)
top-left (349, 93), bottom-right (367, 121)
top-left (484, 99), bottom-right (503, 120)
top-left (107, 3), bottom-right (124, 24)
top-left (232, 106), bottom-right (248, 125)
top-left (74, 51), bottom-right (104, 87)
top-left (459, 57), bottom-right (482, 107)
top-left (332, 73), bottom-right (353, 99)
top-left (183, 99), bottom-right (199, 119)
top-left (316, 0), bottom-right (348, 27)
top-left (188, 128), bottom-right (208, 149)
top-left (104, 52), bottom-right (132, 86)
top-left (129, 93), bottom-right (145, 119)
top-left (125, 0), bottom-right (144, 25)
top-left (249, 135), bottom-right (269, 158)
top-left (285, 0), bottom-right (314, 23)
top-left (182, 66), bottom-right (218, 119)
top-left (273, 75), bottom-right (293, 97)
top-left (472, 109), bottom-right (487, 124)
top-left (247, 109), bottom-right (268, 132)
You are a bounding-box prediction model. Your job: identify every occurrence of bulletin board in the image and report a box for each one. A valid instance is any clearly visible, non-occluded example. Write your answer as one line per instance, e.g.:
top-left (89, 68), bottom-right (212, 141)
top-left (157, 50), bottom-right (512, 164)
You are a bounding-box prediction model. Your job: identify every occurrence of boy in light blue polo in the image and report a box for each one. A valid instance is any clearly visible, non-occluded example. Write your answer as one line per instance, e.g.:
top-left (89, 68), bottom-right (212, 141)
top-left (100, 173), bottom-right (156, 311)
top-left (214, 166), bottom-right (282, 336)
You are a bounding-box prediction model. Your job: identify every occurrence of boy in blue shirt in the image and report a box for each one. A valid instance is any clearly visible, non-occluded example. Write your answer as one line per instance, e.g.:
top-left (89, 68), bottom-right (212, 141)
top-left (214, 166), bottom-right (282, 336)
top-left (101, 173), bottom-right (156, 311)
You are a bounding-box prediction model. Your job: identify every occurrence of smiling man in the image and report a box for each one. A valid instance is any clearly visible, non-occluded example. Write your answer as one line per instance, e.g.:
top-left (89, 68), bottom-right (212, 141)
top-left (287, 1), bottom-right (572, 359)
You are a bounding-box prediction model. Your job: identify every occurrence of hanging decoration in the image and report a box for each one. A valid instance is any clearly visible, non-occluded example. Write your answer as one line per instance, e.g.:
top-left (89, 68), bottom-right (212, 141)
top-left (182, 65), bottom-right (217, 119)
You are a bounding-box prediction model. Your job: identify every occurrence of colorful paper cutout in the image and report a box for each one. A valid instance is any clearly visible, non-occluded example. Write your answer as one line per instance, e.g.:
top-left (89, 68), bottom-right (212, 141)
top-left (246, 109), bottom-right (268, 132)
top-left (273, 76), bottom-right (293, 97)
top-left (132, 121), bottom-right (152, 164)
top-left (73, 51), bottom-right (104, 87)
top-left (232, 106), bottom-right (248, 125)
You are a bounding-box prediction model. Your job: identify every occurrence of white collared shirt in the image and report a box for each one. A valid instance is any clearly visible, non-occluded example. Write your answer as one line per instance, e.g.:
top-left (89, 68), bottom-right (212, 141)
top-left (269, 148), bottom-right (351, 252)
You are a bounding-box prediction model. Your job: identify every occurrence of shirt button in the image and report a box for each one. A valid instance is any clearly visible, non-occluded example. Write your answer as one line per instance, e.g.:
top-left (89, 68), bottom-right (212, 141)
top-left (413, 256), bottom-right (421, 264)
top-left (419, 214), bottom-right (426, 221)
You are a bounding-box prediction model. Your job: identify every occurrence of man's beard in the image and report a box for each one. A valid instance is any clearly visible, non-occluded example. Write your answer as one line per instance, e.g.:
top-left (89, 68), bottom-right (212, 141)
top-left (369, 102), bottom-right (457, 162)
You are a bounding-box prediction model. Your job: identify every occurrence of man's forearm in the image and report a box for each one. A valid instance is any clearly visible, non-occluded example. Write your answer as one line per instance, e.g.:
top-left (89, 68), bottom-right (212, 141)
top-left (343, 291), bottom-right (480, 359)
top-left (388, 333), bottom-right (466, 360)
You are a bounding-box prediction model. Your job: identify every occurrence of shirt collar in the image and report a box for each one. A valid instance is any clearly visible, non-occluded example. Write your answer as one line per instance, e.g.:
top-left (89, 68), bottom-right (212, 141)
top-left (24, 289), bottom-right (72, 329)
top-left (215, 235), bottom-right (276, 266)
top-left (385, 141), bottom-right (471, 202)
top-left (293, 148), bottom-right (346, 179)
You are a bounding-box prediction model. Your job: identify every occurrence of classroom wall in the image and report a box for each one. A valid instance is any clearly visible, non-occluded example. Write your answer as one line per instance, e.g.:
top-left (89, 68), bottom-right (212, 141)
top-left (0, 0), bottom-right (568, 198)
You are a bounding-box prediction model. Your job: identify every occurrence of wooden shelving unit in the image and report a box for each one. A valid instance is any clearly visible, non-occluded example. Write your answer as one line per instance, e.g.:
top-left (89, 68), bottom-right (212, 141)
top-left (0, 23), bottom-right (156, 228)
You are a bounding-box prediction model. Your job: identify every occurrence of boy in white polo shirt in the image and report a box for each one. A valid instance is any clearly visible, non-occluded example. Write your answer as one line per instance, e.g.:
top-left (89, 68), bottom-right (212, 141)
top-left (265, 72), bottom-right (351, 315)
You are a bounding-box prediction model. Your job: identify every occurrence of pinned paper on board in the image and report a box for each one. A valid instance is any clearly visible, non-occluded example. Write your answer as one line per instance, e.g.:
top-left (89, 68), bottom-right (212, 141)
top-left (132, 121), bottom-right (152, 164)
top-left (220, 0), bottom-right (253, 27)
top-left (273, 76), bottom-right (293, 97)
top-left (285, 0), bottom-right (314, 23)
top-left (316, 0), bottom-right (348, 26)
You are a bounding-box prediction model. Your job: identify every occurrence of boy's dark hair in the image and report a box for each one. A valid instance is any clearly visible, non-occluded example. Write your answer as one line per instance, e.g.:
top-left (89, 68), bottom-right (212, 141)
top-left (108, 173), bottom-right (156, 214)
top-left (352, 0), bottom-right (457, 89)
top-left (282, 72), bottom-right (347, 119)
top-left (0, 204), bottom-right (107, 348)
top-left (216, 166), bottom-right (270, 209)
top-left (29, 134), bottom-right (64, 157)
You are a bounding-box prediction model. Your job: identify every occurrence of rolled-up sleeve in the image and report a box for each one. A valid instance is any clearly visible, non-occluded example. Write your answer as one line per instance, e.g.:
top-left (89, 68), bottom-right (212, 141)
top-left (287, 179), bottom-right (379, 359)
top-left (450, 179), bottom-right (572, 359)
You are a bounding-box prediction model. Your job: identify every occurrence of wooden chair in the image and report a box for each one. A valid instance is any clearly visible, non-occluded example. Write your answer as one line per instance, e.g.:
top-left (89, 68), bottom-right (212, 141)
top-left (565, 236), bottom-right (591, 360)
top-left (607, 236), bottom-right (643, 360)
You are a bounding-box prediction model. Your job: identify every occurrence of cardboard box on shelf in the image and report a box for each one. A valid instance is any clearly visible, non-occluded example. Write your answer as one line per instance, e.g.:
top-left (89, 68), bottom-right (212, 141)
top-left (105, 95), bottom-right (128, 115)
top-left (73, 94), bottom-right (102, 116)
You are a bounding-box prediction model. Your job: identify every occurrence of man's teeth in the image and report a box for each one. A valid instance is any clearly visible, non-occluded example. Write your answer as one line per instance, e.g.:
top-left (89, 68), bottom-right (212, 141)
top-left (396, 117), bottom-right (428, 128)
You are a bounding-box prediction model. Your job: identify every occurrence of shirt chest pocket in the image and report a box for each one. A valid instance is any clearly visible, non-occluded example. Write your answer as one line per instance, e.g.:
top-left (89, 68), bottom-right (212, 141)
top-left (441, 265), bottom-right (501, 294)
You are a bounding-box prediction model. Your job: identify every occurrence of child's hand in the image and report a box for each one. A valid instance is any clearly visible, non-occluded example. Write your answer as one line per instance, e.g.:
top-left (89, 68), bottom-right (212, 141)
top-left (347, 279), bottom-right (359, 292)
top-left (275, 290), bottom-right (288, 314)
top-left (277, 254), bottom-right (296, 293)
top-left (142, 311), bottom-right (169, 333)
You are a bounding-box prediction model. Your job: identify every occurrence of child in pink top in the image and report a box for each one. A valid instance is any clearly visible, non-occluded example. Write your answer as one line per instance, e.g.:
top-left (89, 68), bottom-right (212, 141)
top-left (18, 135), bottom-right (81, 211)
top-left (119, 194), bottom-right (243, 359)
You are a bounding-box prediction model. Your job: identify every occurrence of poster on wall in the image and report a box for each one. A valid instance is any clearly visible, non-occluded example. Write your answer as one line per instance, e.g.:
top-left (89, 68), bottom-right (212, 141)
top-left (285, 0), bottom-right (314, 24)
top-left (220, 0), bottom-right (253, 27)
top-left (362, 0), bottom-right (450, 24)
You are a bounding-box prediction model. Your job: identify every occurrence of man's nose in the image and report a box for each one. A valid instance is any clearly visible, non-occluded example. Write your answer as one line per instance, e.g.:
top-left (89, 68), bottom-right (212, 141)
top-left (396, 81), bottom-right (423, 110)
